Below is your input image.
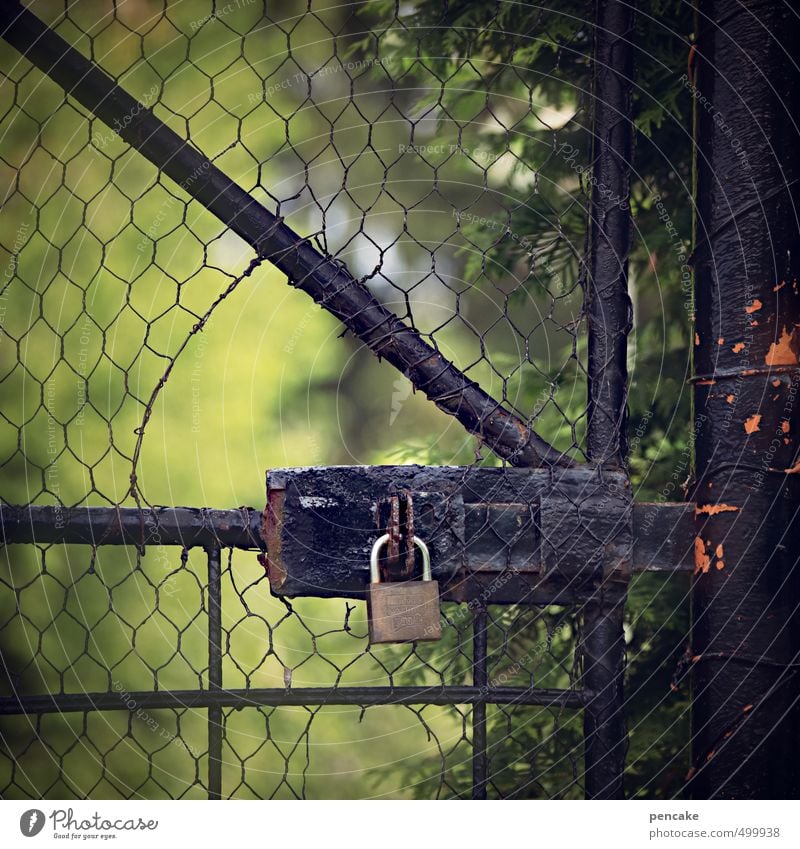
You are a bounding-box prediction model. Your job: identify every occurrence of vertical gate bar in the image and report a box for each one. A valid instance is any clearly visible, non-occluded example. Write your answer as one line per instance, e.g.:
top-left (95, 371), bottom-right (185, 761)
top-left (690, 0), bottom-right (800, 799)
top-left (582, 599), bottom-right (626, 798)
top-left (586, 0), bottom-right (635, 466)
top-left (472, 608), bottom-right (488, 799)
top-left (582, 0), bottom-right (635, 800)
top-left (206, 544), bottom-right (223, 800)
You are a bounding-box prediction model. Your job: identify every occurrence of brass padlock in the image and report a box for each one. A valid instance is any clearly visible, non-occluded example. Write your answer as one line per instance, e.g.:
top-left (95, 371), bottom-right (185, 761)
top-left (367, 533), bottom-right (442, 644)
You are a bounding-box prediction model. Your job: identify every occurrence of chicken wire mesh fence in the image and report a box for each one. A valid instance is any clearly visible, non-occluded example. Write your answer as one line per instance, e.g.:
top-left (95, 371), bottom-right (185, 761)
top-left (0, 0), bottom-right (635, 800)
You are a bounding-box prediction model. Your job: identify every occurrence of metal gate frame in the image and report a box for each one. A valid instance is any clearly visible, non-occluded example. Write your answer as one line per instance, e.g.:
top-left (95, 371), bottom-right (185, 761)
top-left (5, 0), bottom-right (797, 800)
top-left (0, 0), bottom-right (635, 800)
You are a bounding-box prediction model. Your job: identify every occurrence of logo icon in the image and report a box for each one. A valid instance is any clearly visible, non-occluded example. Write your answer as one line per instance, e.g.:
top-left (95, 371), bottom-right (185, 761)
top-left (19, 810), bottom-right (45, 837)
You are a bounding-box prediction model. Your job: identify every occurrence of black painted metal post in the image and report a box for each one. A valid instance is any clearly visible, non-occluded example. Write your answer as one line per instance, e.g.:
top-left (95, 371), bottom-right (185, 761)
top-left (206, 545), bottom-right (223, 800)
top-left (472, 608), bottom-right (488, 799)
top-left (582, 0), bottom-right (635, 800)
top-left (690, 0), bottom-right (800, 799)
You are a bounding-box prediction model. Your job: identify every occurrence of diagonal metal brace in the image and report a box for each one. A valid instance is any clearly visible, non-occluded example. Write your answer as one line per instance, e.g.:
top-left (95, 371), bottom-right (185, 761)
top-left (0, 2), bottom-right (569, 470)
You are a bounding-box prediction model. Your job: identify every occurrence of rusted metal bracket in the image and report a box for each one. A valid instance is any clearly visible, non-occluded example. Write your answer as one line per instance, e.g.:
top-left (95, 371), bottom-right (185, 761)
top-left (261, 465), bottom-right (636, 605)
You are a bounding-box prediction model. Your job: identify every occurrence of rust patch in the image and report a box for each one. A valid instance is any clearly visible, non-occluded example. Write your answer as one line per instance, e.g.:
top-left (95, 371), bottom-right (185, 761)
top-left (695, 503), bottom-right (739, 515)
top-left (773, 281), bottom-right (786, 292)
top-left (731, 341), bottom-right (745, 353)
top-left (717, 337), bottom-right (725, 346)
top-left (771, 378), bottom-right (782, 387)
top-left (696, 378), bottom-right (716, 385)
top-left (783, 459), bottom-right (800, 475)
top-left (764, 326), bottom-right (798, 366)
top-left (744, 414), bottom-right (762, 434)
top-left (715, 543), bottom-right (725, 570)
top-left (694, 332), bottom-right (700, 346)
top-left (726, 394), bottom-right (735, 404)
top-left (262, 487), bottom-right (287, 589)
top-left (745, 299), bottom-right (763, 314)
top-left (694, 537), bottom-right (711, 575)
top-left (782, 420), bottom-right (790, 433)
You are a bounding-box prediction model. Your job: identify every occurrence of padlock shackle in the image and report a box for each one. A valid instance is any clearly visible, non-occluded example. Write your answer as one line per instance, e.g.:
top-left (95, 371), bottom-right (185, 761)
top-left (370, 533), bottom-right (432, 584)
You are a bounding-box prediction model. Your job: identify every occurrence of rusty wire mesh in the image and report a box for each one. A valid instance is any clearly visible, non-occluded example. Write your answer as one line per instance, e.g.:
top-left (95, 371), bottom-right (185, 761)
top-left (1, 539), bottom-right (584, 799)
top-left (0, 0), bottom-right (611, 800)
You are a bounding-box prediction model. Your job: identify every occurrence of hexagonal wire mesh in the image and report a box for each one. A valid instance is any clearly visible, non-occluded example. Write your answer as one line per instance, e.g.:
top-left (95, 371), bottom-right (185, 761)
top-left (0, 1), bottom-right (632, 799)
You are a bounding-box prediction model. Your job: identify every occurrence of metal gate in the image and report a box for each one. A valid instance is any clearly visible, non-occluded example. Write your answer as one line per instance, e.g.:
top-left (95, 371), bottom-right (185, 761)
top-left (2, 0), bottom-right (795, 800)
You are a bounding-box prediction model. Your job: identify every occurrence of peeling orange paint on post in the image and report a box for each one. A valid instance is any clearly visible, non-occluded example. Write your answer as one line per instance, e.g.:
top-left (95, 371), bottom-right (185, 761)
top-left (715, 543), bottom-right (725, 570)
top-left (773, 281), bottom-right (786, 292)
top-left (782, 421), bottom-right (790, 433)
top-left (717, 337), bottom-right (725, 346)
top-left (696, 379), bottom-right (716, 385)
top-left (744, 414), bottom-right (762, 433)
top-left (726, 394), bottom-right (735, 404)
top-left (745, 299), bottom-right (763, 314)
top-left (764, 326), bottom-right (798, 366)
top-left (695, 503), bottom-right (739, 515)
top-left (694, 537), bottom-right (711, 574)
top-left (731, 342), bottom-right (745, 353)
top-left (695, 332), bottom-right (700, 346)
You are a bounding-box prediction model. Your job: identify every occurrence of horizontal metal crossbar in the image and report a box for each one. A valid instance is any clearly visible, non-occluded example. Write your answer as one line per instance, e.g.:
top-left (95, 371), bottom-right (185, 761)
top-left (0, 502), bottom-right (694, 572)
top-left (0, 686), bottom-right (587, 715)
top-left (0, 504), bottom-right (262, 549)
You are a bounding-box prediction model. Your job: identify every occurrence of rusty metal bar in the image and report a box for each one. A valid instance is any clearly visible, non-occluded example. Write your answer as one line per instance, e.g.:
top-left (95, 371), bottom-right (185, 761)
top-left (0, 504), bottom-right (263, 549)
top-left (585, 0), bottom-right (635, 467)
top-left (206, 545), bottom-right (223, 800)
top-left (0, 502), bottom-right (694, 573)
top-left (0, 686), bottom-right (587, 715)
top-left (472, 608), bottom-right (489, 799)
top-left (0, 2), bottom-right (566, 469)
top-left (581, 0), bottom-right (635, 800)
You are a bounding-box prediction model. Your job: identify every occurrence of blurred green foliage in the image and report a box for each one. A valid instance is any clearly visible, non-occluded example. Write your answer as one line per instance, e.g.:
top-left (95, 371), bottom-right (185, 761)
top-left (1, 0), bottom-right (695, 798)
